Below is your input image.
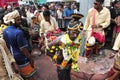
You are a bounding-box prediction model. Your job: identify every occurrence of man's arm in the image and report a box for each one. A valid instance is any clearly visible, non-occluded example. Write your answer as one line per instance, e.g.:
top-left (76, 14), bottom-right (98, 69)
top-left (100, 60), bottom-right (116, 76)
top-left (83, 9), bottom-right (91, 30)
top-left (99, 9), bottom-right (111, 28)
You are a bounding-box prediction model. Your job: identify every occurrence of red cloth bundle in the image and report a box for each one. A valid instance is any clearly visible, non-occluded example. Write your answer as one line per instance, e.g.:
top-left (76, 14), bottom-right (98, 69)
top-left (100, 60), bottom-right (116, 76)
top-left (91, 31), bottom-right (105, 43)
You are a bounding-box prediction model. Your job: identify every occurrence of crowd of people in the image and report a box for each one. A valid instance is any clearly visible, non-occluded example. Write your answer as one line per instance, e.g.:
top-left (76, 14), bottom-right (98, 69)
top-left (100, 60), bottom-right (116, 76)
top-left (0, 0), bottom-right (120, 80)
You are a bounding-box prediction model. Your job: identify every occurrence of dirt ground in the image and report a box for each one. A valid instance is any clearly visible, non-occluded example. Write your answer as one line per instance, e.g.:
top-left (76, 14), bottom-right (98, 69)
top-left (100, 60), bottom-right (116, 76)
top-left (33, 49), bottom-right (115, 80)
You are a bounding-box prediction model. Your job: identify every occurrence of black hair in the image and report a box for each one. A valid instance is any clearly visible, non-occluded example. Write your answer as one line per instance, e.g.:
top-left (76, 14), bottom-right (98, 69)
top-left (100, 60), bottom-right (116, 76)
top-left (43, 10), bottom-right (50, 16)
top-left (58, 3), bottom-right (63, 8)
top-left (114, 0), bottom-right (120, 4)
top-left (96, 0), bottom-right (104, 4)
top-left (42, 4), bottom-right (49, 9)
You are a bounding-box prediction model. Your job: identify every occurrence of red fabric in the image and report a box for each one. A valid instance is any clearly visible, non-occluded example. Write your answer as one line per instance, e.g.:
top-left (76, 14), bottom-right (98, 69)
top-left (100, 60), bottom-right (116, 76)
top-left (114, 25), bottom-right (120, 33)
top-left (0, 0), bottom-right (18, 7)
top-left (107, 68), bottom-right (115, 78)
top-left (91, 8), bottom-right (105, 43)
top-left (0, 0), bottom-right (6, 7)
top-left (91, 31), bottom-right (105, 43)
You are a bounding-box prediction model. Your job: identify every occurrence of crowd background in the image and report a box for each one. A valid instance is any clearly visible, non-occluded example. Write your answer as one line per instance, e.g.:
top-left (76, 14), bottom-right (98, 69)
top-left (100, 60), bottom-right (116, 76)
top-left (0, 0), bottom-right (120, 80)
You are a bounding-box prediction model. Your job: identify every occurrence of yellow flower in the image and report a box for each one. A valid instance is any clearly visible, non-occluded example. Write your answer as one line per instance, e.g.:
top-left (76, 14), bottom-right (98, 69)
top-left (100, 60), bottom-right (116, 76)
top-left (53, 55), bottom-right (57, 60)
top-left (50, 50), bottom-right (54, 53)
top-left (51, 46), bottom-right (55, 49)
top-left (56, 48), bottom-right (58, 51)
top-left (59, 46), bottom-right (62, 49)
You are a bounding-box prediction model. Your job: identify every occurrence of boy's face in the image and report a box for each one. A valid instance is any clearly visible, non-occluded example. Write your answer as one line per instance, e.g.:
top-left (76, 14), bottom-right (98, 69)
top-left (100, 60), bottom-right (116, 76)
top-left (68, 29), bottom-right (80, 41)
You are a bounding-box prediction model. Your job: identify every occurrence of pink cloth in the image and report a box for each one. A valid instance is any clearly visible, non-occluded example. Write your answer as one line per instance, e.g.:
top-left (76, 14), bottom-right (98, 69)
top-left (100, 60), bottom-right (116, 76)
top-left (114, 26), bottom-right (120, 32)
top-left (114, 16), bottom-right (120, 32)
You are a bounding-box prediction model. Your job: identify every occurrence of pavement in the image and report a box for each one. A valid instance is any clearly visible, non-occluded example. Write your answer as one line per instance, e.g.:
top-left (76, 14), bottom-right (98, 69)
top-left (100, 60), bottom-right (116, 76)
top-left (32, 49), bottom-right (115, 80)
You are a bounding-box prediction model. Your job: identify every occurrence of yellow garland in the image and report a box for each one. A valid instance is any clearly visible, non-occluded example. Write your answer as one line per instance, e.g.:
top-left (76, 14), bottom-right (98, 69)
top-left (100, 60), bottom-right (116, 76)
top-left (49, 34), bottom-right (81, 64)
top-left (64, 34), bottom-right (81, 61)
top-left (65, 34), bottom-right (81, 44)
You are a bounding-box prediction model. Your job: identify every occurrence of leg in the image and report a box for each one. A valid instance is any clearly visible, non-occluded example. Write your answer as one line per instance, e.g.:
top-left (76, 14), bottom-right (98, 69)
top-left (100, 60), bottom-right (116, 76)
top-left (57, 67), bottom-right (71, 80)
top-left (84, 42), bottom-right (93, 58)
top-left (95, 43), bottom-right (104, 54)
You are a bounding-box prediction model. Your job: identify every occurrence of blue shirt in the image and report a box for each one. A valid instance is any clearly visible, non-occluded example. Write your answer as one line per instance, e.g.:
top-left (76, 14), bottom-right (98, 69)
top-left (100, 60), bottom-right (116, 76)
top-left (63, 8), bottom-right (74, 27)
top-left (3, 26), bottom-right (29, 65)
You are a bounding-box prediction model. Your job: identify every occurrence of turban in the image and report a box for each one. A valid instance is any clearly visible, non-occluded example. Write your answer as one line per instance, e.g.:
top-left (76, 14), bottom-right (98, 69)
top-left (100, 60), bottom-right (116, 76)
top-left (3, 10), bottom-right (20, 24)
top-left (71, 13), bottom-right (84, 21)
top-left (67, 13), bottom-right (84, 31)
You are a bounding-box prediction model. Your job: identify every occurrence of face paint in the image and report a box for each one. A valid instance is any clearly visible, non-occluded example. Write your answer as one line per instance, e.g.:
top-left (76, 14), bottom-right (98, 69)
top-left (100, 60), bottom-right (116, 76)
top-left (69, 30), bottom-right (80, 40)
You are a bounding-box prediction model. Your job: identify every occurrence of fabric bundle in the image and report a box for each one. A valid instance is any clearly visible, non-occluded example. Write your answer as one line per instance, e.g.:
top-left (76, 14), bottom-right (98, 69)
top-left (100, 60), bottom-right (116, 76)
top-left (3, 10), bottom-right (20, 24)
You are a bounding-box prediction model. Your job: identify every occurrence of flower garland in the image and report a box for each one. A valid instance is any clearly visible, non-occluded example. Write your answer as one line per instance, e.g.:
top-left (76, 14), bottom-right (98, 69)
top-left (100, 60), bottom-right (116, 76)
top-left (64, 34), bottom-right (81, 61)
top-left (48, 34), bottom-right (81, 61)
top-left (64, 34), bottom-right (81, 50)
top-left (48, 45), bottom-right (62, 60)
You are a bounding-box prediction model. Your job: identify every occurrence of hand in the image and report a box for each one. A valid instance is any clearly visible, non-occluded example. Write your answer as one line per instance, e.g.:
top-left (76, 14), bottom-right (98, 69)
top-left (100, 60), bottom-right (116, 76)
top-left (12, 62), bottom-right (20, 74)
top-left (28, 56), bottom-right (34, 68)
top-left (111, 19), bottom-right (115, 23)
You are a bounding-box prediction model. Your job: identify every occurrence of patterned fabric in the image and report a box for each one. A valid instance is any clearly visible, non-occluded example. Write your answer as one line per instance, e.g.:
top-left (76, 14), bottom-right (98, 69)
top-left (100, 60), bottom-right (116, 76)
top-left (3, 10), bottom-right (20, 24)
top-left (0, 38), bottom-right (15, 79)
top-left (19, 62), bottom-right (37, 78)
top-left (60, 34), bottom-right (81, 71)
